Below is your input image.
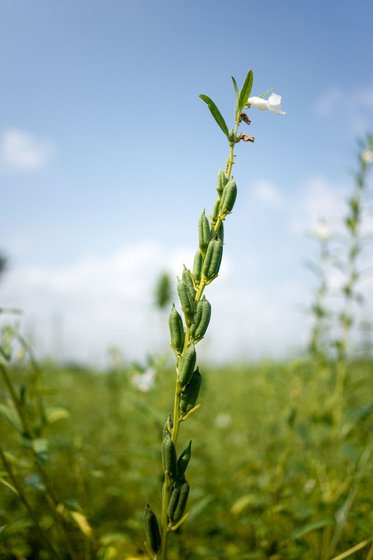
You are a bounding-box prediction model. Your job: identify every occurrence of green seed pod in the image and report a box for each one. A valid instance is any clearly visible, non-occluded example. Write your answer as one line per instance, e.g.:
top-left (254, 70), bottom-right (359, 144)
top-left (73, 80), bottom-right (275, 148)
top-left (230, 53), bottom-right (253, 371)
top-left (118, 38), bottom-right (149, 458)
top-left (180, 369), bottom-right (202, 415)
top-left (220, 178), bottom-right (237, 215)
top-left (217, 169), bottom-right (227, 197)
top-left (182, 267), bottom-right (196, 302)
top-left (172, 480), bottom-right (190, 522)
top-left (162, 432), bottom-right (178, 479)
top-left (162, 414), bottom-right (173, 440)
top-left (190, 297), bottom-right (211, 342)
top-left (144, 504), bottom-right (161, 554)
top-left (177, 441), bottom-right (192, 479)
top-left (198, 210), bottom-right (211, 256)
top-left (218, 222), bottom-right (224, 243)
top-left (177, 278), bottom-right (194, 325)
top-left (167, 483), bottom-right (181, 522)
top-left (178, 344), bottom-right (196, 386)
top-left (169, 304), bottom-right (184, 353)
top-left (202, 239), bottom-right (223, 281)
top-left (193, 249), bottom-right (203, 284)
top-left (211, 199), bottom-right (220, 224)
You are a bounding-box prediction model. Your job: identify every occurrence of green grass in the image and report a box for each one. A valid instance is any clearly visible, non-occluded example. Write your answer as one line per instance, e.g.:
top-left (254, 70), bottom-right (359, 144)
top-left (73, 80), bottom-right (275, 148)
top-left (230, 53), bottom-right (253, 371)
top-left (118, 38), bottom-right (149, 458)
top-left (1, 356), bottom-right (372, 559)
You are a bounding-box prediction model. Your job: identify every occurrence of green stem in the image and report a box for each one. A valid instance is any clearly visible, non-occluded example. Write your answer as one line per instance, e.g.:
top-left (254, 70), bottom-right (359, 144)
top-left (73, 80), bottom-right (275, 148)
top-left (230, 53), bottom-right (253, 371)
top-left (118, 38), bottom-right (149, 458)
top-left (158, 118), bottom-right (242, 560)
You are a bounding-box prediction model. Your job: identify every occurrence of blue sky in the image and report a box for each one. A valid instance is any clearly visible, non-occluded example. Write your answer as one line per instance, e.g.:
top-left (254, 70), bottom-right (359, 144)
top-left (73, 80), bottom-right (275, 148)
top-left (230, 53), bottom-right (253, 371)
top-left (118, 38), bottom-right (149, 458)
top-left (1, 1), bottom-right (373, 364)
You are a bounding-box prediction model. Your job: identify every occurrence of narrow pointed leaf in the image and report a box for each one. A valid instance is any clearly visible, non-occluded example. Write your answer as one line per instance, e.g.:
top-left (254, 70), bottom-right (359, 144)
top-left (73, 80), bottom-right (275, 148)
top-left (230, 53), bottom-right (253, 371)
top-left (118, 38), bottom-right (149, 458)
top-left (199, 94), bottom-right (229, 138)
top-left (237, 70), bottom-right (253, 114)
top-left (231, 76), bottom-right (239, 98)
top-left (259, 87), bottom-right (274, 99)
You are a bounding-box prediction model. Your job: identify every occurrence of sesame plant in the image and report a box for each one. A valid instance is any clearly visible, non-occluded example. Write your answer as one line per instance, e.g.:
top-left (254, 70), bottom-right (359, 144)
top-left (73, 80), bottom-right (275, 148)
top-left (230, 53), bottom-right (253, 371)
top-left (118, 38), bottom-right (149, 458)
top-left (144, 71), bottom-right (285, 560)
top-left (333, 133), bottom-right (373, 432)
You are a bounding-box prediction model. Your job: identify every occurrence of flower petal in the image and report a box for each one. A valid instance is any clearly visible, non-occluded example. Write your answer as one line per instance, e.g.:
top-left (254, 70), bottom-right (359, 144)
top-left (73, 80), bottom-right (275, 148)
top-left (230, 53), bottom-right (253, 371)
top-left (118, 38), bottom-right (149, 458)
top-left (267, 93), bottom-right (286, 115)
top-left (247, 96), bottom-right (269, 111)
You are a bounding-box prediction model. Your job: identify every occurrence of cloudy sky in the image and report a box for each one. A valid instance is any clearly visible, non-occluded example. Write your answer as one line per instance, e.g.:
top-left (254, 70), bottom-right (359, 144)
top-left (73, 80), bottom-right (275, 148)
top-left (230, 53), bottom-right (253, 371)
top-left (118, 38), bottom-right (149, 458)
top-left (1, 0), bottom-right (373, 365)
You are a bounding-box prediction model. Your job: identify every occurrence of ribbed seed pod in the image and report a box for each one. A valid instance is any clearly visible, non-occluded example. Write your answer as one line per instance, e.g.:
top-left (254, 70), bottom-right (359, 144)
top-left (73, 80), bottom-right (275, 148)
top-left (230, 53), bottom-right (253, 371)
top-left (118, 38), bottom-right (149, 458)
top-left (190, 298), bottom-right (211, 342)
top-left (198, 210), bottom-right (211, 256)
top-left (218, 222), bottom-right (224, 243)
top-left (180, 369), bottom-right (202, 415)
top-left (162, 414), bottom-right (173, 440)
top-left (217, 169), bottom-right (227, 197)
top-left (177, 441), bottom-right (192, 479)
top-left (193, 249), bottom-right (203, 284)
top-left (144, 504), bottom-right (161, 554)
top-left (161, 432), bottom-right (178, 479)
top-left (178, 344), bottom-right (196, 386)
top-left (220, 178), bottom-right (237, 215)
top-left (211, 200), bottom-right (220, 224)
top-left (169, 304), bottom-right (184, 353)
top-left (202, 239), bottom-right (223, 281)
top-left (182, 267), bottom-right (196, 303)
top-left (177, 278), bottom-right (194, 325)
top-left (168, 480), bottom-right (190, 523)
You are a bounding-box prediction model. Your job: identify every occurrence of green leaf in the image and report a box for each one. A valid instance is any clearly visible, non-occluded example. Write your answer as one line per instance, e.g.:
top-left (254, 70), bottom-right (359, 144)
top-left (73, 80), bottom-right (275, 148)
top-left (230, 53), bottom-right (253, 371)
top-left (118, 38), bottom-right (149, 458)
top-left (231, 76), bottom-right (239, 98)
top-left (0, 476), bottom-right (18, 496)
top-left (237, 70), bottom-right (253, 115)
top-left (199, 94), bottom-right (229, 138)
top-left (258, 87), bottom-right (274, 99)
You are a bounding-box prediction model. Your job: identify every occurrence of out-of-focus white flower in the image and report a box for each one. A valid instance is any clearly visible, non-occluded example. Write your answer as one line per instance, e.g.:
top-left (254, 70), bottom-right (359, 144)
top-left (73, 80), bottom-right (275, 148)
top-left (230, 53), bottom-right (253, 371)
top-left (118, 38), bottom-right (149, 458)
top-left (215, 413), bottom-right (232, 428)
top-left (247, 93), bottom-right (286, 115)
top-left (314, 220), bottom-right (331, 241)
top-left (132, 367), bottom-right (156, 392)
top-left (362, 148), bottom-right (373, 165)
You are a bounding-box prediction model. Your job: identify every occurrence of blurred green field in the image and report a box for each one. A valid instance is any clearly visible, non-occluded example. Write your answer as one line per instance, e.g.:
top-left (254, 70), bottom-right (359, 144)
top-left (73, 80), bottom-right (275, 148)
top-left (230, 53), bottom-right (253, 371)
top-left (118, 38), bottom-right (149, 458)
top-left (1, 356), bottom-right (372, 559)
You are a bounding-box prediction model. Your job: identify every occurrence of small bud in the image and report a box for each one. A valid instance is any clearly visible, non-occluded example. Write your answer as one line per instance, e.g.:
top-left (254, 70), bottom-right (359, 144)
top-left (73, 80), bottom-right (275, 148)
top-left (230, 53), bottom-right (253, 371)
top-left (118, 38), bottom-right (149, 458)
top-left (239, 134), bottom-right (255, 143)
top-left (169, 304), bottom-right (185, 354)
top-left (193, 249), bottom-right (203, 284)
top-left (162, 431), bottom-right (178, 479)
top-left (190, 297), bottom-right (211, 342)
top-left (178, 344), bottom-right (196, 386)
top-left (220, 178), bottom-right (237, 215)
top-left (177, 441), bottom-right (192, 479)
top-left (202, 238), bottom-right (223, 281)
top-left (180, 369), bottom-right (202, 415)
top-left (240, 112), bottom-right (251, 125)
top-left (198, 211), bottom-right (211, 257)
top-left (144, 505), bottom-right (161, 554)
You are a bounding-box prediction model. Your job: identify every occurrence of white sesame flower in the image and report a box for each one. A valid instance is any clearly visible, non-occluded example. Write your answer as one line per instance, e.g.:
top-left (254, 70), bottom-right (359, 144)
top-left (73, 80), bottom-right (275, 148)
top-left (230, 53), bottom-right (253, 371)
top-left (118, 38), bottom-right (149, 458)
top-left (247, 93), bottom-right (286, 115)
top-left (314, 220), bottom-right (331, 241)
top-left (132, 367), bottom-right (156, 392)
top-left (362, 148), bottom-right (373, 165)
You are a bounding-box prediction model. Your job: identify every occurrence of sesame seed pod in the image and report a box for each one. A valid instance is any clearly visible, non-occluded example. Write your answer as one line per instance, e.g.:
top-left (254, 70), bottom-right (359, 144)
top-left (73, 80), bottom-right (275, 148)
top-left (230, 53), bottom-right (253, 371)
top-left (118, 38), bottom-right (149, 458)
top-left (177, 441), bottom-right (192, 479)
top-left (191, 298), bottom-right (211, 342)
top-left (217, 222), bottom-right (224, 243)
top-left (178, 344), bottom-right (196, 386)
top-left (173, 480), bottom-right (190, 522)
top-left (211, 200), bottom-right (220, 224)
top-left (180, 369), bottom-right (202, 415)
top-left (182, 267), bottom-right (196, 303)
top-left (162, 414), bottom-right (173, 440)
top-left (177, 279), bottom-right (194, 325)
top-left (220, 178), bottom-right (237, 215)
top-left (169, 304), bottom-right (185, 354)
top-left (162, 431), bottom-right (178, 479)
top-left (144, 504), bottom-right (161, 554)
top-left (202, 238), bottom-right (223, 281)
top-left (193, 249), bottom-right (203, 284)
top-left (198, 210), bottom-right (211, 257)
top-left (167, 483), bottom-right (181, 522)
top-left (217, 169), bottom-right (227, 197)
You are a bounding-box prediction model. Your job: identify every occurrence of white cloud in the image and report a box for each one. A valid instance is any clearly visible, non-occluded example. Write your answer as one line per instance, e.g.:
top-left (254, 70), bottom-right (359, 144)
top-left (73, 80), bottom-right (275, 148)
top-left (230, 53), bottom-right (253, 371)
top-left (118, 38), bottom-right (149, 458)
top-left (0, 128), bottom-right (54, 171)
top-left (314, 86), bottom-right (373, 133)
top-left (290, 175), bottom-right (350, 234)
top-left (0, 239), bottom-right (309, 365)
top-left (252, 180), bottom-right (283, 206)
